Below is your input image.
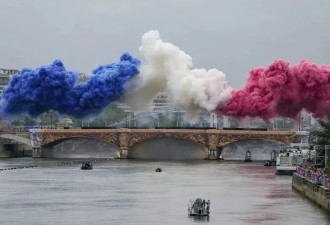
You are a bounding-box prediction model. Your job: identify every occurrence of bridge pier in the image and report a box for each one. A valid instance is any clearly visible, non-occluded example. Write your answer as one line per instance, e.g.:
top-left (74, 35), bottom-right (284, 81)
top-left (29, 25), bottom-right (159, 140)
top-left (208, 149), bottom-right (218, 160)
top-left (32, 147), bottom-right (43, 158)
top-left (119, 147), bottom-right (128, 159)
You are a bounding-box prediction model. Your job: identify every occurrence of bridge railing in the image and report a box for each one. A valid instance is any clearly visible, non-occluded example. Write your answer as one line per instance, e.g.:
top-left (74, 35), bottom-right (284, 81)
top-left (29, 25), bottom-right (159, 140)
top-left (0, 130), bottom-right (31, 134)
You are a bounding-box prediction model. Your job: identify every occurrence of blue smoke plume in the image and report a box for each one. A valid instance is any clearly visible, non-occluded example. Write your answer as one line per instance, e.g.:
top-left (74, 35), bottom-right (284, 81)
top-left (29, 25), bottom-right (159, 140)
top-left (0, 53), bottom-right (140, 119)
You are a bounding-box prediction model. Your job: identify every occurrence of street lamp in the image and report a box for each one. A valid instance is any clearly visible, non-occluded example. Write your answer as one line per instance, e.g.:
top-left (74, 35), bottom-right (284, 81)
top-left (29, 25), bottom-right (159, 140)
top-left (299, 116), bottom-right (303, 131)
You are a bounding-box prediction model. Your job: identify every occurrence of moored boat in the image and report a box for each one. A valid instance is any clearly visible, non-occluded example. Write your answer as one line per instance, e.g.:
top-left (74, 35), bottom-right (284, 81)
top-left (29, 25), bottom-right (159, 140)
top-left (275, 148), bottom-right (302, 175)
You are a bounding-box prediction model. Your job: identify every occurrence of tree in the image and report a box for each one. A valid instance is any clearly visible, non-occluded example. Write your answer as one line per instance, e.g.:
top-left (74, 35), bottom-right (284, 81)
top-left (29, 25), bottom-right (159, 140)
top-left (39, 111), bottom-right (58, 128)
top-left (101, 103), bottom-right (126, 124)
top-left (70, 103), bottom-right (126, 128)
top-left (310, 116), bottom-right (330, 174)
top-left (11, 116), bottom-right (37, 126)
top-left (310, 116), bottom-right (330, 146)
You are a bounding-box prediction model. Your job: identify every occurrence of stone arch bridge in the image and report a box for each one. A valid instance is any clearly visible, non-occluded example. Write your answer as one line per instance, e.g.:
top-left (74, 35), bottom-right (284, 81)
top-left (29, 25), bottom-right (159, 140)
top-left (30, 129), bottom-right (298, 159)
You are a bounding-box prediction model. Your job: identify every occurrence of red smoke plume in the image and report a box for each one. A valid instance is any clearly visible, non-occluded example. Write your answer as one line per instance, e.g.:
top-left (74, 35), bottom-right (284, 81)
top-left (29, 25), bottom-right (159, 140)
top-left (216, 60), bottom-right (330, 120)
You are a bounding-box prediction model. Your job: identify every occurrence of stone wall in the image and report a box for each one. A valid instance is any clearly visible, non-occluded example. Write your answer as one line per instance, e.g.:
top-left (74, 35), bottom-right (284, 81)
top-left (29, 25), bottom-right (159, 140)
top-left (292, 173), bottom-right (330, 212)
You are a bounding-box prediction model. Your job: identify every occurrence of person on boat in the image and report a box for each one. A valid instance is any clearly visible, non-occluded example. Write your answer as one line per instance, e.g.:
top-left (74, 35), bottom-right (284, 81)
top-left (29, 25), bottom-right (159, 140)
top-left (206, 200), bottom-right (210, 212)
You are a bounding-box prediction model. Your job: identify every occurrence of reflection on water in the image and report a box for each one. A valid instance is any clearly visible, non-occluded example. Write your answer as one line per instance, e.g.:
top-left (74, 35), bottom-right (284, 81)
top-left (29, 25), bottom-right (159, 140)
top-left (189, 216), bottom-right (210, 223)
top-left (0, 158), bottom-right (329, 225)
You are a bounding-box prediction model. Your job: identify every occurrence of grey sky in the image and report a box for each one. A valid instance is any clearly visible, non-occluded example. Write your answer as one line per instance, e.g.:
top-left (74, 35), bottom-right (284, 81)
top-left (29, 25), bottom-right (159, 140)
top-left (1, 0), bottom-right (330, 88)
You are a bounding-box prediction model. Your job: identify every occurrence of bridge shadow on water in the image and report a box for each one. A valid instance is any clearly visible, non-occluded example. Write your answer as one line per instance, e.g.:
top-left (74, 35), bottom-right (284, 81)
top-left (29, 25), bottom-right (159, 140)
top-left (128, 137), bottom-right (208, 160)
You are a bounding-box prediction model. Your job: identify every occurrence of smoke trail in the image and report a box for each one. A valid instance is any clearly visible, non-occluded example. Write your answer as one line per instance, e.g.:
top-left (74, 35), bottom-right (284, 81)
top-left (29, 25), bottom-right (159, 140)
top-left (217, 59), bottom-right (330, 120)
top-left (124, 30), bottom-right (233, 118)
top-left (1, 53), bottom-right (140, 118)
top-left (3, 30), bottom-right (328, 122)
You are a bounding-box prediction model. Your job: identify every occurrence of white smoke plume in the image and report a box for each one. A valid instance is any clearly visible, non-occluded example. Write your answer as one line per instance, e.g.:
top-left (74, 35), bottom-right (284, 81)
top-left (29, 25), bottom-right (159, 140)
top-left (125, 30), bottom-right (233, 118)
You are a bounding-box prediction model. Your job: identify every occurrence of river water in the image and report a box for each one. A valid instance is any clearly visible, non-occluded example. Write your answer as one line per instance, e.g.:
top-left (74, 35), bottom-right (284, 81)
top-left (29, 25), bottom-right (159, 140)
top-left (0, 158), bottom-right (329, 225)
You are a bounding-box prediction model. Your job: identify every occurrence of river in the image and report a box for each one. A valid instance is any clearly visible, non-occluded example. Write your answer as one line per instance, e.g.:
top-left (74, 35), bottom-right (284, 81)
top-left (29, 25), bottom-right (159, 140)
top-left (0, 158), bottom-right (329, 225)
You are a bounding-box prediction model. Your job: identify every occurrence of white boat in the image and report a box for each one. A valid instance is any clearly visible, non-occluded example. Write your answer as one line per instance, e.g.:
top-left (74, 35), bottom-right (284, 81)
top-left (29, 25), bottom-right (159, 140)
top-left (188, 198), bottom-right (210, 216)
top-left (275, 147), bottom-right (303, 175)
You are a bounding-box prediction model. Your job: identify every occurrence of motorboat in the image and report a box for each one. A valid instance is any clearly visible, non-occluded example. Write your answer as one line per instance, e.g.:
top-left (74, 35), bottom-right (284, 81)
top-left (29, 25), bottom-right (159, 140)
top-left (264, 150), bottom-right (277, 167)
top-left (275, 147), bottom-right (303, 175)
top-left (155, 167), bottom-right (162, 172)
top-left (244, 150), bottom-right (252, 162)
top-left (188, 198), bottom-right (210, 216)
top-left (81, 162), bottom-right (93, 170)
top-left (264, 160), bottom-right (276, 167)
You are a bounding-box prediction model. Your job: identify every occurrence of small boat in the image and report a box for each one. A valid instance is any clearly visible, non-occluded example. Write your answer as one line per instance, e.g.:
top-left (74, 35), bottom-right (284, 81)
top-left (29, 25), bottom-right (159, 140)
top-left (264, 149), bottom-right (277, 166)
top-left (81, 162), bottom-right (93, 170)
top-left (155, 167), bottom-right (162, 172)
top-left (188, 198), bottom-right (210, 216)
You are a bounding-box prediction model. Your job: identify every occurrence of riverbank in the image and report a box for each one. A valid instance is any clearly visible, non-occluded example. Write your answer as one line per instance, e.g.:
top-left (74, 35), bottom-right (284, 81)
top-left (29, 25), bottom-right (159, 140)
top-left (292, 172), bottom-right (330, 212)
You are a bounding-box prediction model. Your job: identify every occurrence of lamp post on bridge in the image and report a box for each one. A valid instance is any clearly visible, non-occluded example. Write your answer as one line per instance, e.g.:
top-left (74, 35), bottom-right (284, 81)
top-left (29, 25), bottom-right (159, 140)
top-left (210, 113), bottom-right (217, 129)
top-left (299, 116), bottom-right (303, 131)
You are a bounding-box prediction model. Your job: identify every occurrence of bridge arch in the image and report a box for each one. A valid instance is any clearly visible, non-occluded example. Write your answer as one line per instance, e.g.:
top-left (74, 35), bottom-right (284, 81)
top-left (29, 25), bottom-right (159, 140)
top-left (0, 133), bottom-right (32, 146)
top-left (220, 138), bottom-right (288, 161)
top-left (42, 137), bottom-right (119, 158)
top-left (40, 132), bottom-right (119, 147)
top-left (129, 137), bottom-right (208, 160)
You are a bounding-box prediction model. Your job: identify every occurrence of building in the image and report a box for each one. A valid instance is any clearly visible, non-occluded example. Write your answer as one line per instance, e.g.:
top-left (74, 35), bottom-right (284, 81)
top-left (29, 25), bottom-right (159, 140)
top-left (0, 68), bottom-right (20, 96)
top-left (77, 73), bottom-right (90, 83)
top-left (114, 92), bottom-right (219, 128)
top-left (57, 117), bottom-right (73, 128)
top-left (151, 92), bottom-right (180, 113)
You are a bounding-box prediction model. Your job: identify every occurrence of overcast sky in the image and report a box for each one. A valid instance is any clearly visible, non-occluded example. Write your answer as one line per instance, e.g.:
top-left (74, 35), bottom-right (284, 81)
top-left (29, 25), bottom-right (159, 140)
top-left (1, 0), bottom-right (330, 88)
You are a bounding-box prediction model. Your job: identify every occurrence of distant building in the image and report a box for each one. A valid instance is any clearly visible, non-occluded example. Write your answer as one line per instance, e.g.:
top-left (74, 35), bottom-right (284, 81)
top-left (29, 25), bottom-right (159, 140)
top-left (151, 92), bottom-right (179, 113)
top-left (117, 92), bottom-right (179, 114)
top-left (77, 73), bottom-right (90, 83)
top-left (57, 117), bottom-right (73, 128)
top-left (114, 92), bottom-right (220, 128)
top-left (0, 68), bottom-right (20, 96)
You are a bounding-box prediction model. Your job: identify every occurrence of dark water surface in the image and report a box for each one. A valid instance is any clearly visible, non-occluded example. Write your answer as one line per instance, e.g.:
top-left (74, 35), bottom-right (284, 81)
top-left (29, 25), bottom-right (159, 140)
top-left (0, 158), bottom-right (329, 225)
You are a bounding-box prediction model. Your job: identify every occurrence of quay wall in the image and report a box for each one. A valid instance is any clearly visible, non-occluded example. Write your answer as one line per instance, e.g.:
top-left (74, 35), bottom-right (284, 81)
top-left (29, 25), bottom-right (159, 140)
top-left (292, 173), bottom-right (330, 212)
